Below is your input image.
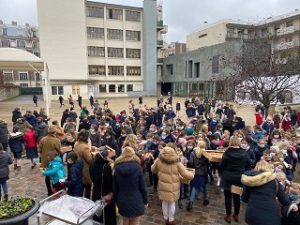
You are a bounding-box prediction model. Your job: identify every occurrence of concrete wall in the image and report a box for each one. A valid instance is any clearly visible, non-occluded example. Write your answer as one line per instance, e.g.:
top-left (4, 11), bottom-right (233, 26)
top-left (0, 86), bottom-right (20, 101)
top-left (187, 22), bottom-right (227, 51)
top-left (37, 0), bottom-right (88, 80)
top-left (143, 0), bottom-right (157, 96)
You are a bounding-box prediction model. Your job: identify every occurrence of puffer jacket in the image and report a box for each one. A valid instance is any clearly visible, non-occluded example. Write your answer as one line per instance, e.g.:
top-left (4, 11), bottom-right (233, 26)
top-left (65, 160), bottom-right (83, 197)
top-left (0, 121), bottom-right (9, 144)
top-left (0, 151), bottom-right (13, 179)
top-left (23, 129), bottom-right (37, 149)
top-left (43, 156), bottom-right (65, 184)
top-left (35, 122), bottom-right (49, 143)
top-left (151, 147), bottom-right (194, 201)
top-left (188, 148), bottom-right (210, 176)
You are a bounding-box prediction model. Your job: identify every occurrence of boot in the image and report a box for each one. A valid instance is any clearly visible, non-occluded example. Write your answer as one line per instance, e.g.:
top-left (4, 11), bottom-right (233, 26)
top-left (224, 215), bottom-right (231, 224)
top-left (186, 201), bottom-right (193, 211)
top-left (4, 194), bottom-right (8, 201)
top-left (232, 214), bottom-right (239, 222)
top-left (178, 200), bottom-right (183, 209)
top-left (203, 199), bottom-right (210, 206)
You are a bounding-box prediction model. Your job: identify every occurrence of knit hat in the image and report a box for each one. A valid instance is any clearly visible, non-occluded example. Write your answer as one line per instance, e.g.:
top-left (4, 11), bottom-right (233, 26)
top-left (186, 127), bottom-right (194, 136)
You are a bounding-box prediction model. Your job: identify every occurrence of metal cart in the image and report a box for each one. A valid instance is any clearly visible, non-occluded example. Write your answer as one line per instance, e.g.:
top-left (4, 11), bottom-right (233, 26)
top-left (37, 190), bottom-right (106, 225)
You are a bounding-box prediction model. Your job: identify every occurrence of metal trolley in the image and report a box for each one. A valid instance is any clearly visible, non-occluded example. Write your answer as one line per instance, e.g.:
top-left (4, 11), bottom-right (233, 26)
top-left (37, 191), bottom-right (106, 225)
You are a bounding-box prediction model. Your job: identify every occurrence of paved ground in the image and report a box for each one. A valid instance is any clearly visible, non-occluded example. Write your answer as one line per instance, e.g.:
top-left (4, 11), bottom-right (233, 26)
top-left (2, 95), bottom-right (297, 225)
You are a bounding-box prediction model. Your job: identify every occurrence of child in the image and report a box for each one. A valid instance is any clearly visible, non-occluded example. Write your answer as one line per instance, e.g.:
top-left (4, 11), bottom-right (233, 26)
top-left (42, 151), bottom-right (65, 193)
top-left (176, 101), bottom-right (181, 117)
top-left (0, 143), bottom-right (13, 201)
top-left (65, 152), bottom-right (83, 197)
top-left (23, 126), bottom-right (39, 169)
top-left (9, 127), bottom-right (24, 169)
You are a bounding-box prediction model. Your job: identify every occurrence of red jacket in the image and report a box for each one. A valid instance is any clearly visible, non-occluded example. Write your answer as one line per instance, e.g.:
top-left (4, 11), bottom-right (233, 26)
top-left (23, 129), bottom-right (37, 148)
top-left (281, 119), bottom-right (292, 132)
top-left (255, 113), bottom-right (263, 126)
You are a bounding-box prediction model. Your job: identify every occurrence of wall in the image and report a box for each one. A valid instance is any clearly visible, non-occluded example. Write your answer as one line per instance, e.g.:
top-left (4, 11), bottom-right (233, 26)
top-left (37, 0), bottom-right (88, 81)
top-left (187, 22), bottom-right (227, 51)
top-left (0, 86), bottom-right (20, 101)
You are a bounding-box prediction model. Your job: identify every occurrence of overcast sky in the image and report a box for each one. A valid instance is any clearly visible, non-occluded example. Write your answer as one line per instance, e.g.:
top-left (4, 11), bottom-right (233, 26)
top-left (0, 0), bottom-right (299, 42)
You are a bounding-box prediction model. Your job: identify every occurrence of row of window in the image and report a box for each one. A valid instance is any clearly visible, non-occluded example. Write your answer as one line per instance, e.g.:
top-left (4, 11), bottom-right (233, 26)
top-left (1, 39), bottom-right (26, 48)
top-left (89, 65), bottom-right (141, 76)
top-left (88, 47), bottom-right (141, 58)
top-left (86, 6), bottom-right (141, 22)
top-left (87, 28), bottom-right (140, 41)
top-left (3, 72), bottom-right (40, 81)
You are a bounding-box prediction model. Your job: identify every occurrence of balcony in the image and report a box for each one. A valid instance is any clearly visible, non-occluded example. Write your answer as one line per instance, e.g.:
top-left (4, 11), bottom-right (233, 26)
top-left (157, 20), bottom-right (164, 30)
top-left (276, 26), bottom-right (294, 36)
top-left (157, 40), bottom-right (163, 48)
top-left (275, 41), bottom-right (294, 50)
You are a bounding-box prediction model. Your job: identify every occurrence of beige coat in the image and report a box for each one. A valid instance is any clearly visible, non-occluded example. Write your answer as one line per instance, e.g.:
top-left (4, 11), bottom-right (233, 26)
top-left (39, 134), bottom-right (61, 168)
top-left (151, 147), bottom-right (194, 202)
top-left (73, 141), bottom-right (93, 184)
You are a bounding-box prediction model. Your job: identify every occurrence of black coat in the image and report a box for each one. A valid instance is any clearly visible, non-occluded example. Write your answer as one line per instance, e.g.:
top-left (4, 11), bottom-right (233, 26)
top-left (65, 160), bottom-right (83, 197)
top-left (9, 135), bottom-right (24, 158)
top-left (0, 122), bottom-right (9, 145)
top-left (113, 161), bottom-right (148, 217)
top-left (12, 110), bottom-right (22, 124)
top-left (242, 171), bottom-right (291, 225)
top-left (219, 147), bottom-right (250, 190)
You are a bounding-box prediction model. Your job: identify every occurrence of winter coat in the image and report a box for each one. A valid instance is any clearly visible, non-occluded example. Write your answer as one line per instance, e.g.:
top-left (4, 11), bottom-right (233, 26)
top-left (23, 129), bottom-right (37, 149)
top-left (0, 121), bottom-right (9, 145)
top-left (65, 160), bottom-right (84, 197)
top-left (114, 159), bottom-right (148, 217)
top-left (9, 135), bottom-right (24, 157)
top-left (165, 110), bottom-right (176, 120)
top-left (282, 119), bottom-right (292, 132)
top-left (14, 118), bottom-right (30, 133)
top-left (12, 110), bottom-right (22, 124)
top-left (90, 133), bottom-right (101, 147)
top-left (61, 111), bottom-right (69, 127)
top-left (188, 148), bottom-right (210, 176)
top-left (250, 130), bottom-right (265, 145)
top-left (219, 147), bottom-right (250, 190)
top-left (35, 122), bottom-right (49, 143)
top-left (176, 103), bottom-right (180, 111)
top-left (43, 156), bottom-right (65, 184)
top-left (151, 147), bottom-right (194, 201)
top-left (24, 115), bottom-right (37, 127)
top-left (262, 122), bottom-right (275, 135)
top-left (64, 122), bottom-right (77, 133)
top-left (39, 135), bottom-right (62, 168)
top-left (255, 112), bottom-right (263, 126)
top-left (186, 107), bottom-right (196, 118)
top-left (0, 151), bottom-right (13, 179)
top-left (161, 134), bottom-right (176, 144)
top-left (241, 171), bottom-right (291, 225)
top-left (73, 141), bottom-right (93, 184)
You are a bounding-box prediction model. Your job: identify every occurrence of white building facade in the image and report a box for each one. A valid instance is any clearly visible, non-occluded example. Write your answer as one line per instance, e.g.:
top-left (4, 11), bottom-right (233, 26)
top-left (37, 0), bottom-right (162, 99)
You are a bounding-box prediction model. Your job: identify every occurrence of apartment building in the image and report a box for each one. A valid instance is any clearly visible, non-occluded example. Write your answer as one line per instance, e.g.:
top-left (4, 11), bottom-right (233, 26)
top-left (37, 0), bottom-right (165, 99)
top-left (0, 21), bottom-right (41, 88)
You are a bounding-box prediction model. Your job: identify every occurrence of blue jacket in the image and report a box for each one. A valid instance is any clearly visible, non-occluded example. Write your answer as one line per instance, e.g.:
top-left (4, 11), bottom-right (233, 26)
top-left (262, 122), bottom-right (275, 135)
top-left (250, 130), bottom-right (265, 145)
top-left (113, 161), bottom-right (148, 217)
top-left (43, 156), bottom-right (65, 184)
top-left (9, 135), bottom-right (24, 155)
top-left (165, 110), bottom-right (176, 120)
top-left (24, 115), bottom-right (37, 127)
top-left (65, 160), bottom-right (83, 197)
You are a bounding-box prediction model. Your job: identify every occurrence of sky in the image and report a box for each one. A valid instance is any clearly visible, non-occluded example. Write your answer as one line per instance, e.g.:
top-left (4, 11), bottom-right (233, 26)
top-left (0, 0), bottom-right (299, 42)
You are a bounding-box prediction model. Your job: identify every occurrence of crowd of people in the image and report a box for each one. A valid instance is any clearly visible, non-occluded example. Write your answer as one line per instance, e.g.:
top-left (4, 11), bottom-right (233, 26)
top-left (0, 94), bottom-right (300, 225)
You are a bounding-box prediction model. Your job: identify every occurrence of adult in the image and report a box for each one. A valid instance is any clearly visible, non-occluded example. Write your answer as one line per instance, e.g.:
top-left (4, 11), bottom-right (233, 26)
top-left (58, 95), bottom-right (64, 107)
top-left (90, 147), bottom-right (116, 225)
top-left (219, 136), bottom-right (250, 223)
top-left (151, 146), bottom-right (194, 225)
top-left (114, 147), bottom-right (148, 225)
top-left (0, 119), bottom-right (9, 151)
top-left (33, 95), bottom-right (38, 107)
top-left (0, 143), bottom-right (13, 201)
top-left (73, 129), bottom-right (93, 199)
top-left (60, 109), bottom-right (69, 127)
top-left (39, 126), bottom-right (62, 196)
top-left (241, 160), bottom-right (295, 225)
top-left (68, 95), bottom-right (74, 109)
top-left (52, 120), bottom-right (65, 140)
top-left (12, 108), bottom-right (22, 124)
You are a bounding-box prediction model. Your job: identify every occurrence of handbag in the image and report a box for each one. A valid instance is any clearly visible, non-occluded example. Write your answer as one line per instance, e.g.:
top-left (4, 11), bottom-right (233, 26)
top-left (231, 185), bottom-right (243, 195)
top-left (101, 164), bottom-right (113, 205)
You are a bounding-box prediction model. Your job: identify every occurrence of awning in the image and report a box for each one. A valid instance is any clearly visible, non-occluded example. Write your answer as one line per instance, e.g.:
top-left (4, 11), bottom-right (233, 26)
top-left (0, 48), bottom-right (44, 71)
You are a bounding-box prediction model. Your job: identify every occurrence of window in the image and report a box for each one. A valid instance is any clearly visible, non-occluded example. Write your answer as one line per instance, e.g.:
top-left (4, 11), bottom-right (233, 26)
top-left (99, 84), bottom-right (106, 93)
top-left (20, 83), bottom-right (28, 88)
top-left (19, 72), bottom-right (28, 80)
top-left (227, 28), bottom-right (234, 34)
top-left (107, 29), bottom-right (123, 40)
top-left (126, 30), bottom-right (140, 41)
top-left (1, 39), bottom-right (10, 47)
top-left (118, 84), bottom-right (125, 93)
top-left (3, 72), bottom-right (13, 81)
top-left (107, 8), bottom-right (123, 20)
top-left (126, 48), bottom-right (141, 58)
top-left (127, 84), bottom-right (133, 92)
top-left (86, 6), bottom-right (104, 18)
top-left (109, 84), bottom-right (115, 93)
top-left (127, 67), bottom-right (141, 76)
top-left (198, 34), bottom-right (207, 38)
top-left (108, 48), bottom-right (123, 58)
top-left (2, 28), bottom-right (7, 36)
top-left (108, 66), bottom-right (124, 76)
top-left (274, 25), bottom-right (280, 31)
top-left (261, 28), bottom-right (268, 37)
top-left (51, 86), bottom-right (64, 95)
top-left (212, 55), bottom-right (220, 74)
top-left (35, 73), bottom-right (40, 81)
top-left (188, 60), bottom-right (192, 77)
top-left (286, 21), bottom-right (293, 27)
top-left (87, 27), bottom-right (104, 39)
top-left (166, 64), bottom-right (173, 75)
top-left (125, 10), bottom-right (141, 22)
top-left (72, 85), bottom-right (80, 95)
top-left (88, 46), bottom-right (105, 57)
top-left (194, 62), bottom-right (200, 78)
top-left (89, 65), bottom-right (106, 75)
top-left (199, 83), bottom-right (204, 91)
top-left (17, 40), bottom-right (25, 48)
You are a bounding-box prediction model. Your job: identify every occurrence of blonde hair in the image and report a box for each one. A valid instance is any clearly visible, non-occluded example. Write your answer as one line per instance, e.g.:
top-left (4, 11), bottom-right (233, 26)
top-left (114, 146), bottom-right (141, 167)
top-left (122, 134), bottom-right (138, 149)
top-left (197, 140), bottom-right (207, 149)
top-left (276, 172), bottom-right (287, 181)
top-left (290, 182), bottom-right (300, 190)
top-left (229, 136), bottom-right (241, 147)
top-left (255, 160), bottom-right (273, 172)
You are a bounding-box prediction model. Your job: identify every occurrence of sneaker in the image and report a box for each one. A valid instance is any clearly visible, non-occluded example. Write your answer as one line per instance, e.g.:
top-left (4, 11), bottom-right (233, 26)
top-left (31, 163), bottom-right (36, 169)
top-left (203, 199), bottom-right (210, 206)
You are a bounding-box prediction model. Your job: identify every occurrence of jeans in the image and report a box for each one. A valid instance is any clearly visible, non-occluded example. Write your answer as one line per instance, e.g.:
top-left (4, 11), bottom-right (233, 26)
top-left (162, 201), bottom-right (176, 222)
top-left (189, 185), bottom-right (207, 202)
top-left (0, 180), bottom-right (8, 196)
top-left (224, 190), bottom-right (240, 216)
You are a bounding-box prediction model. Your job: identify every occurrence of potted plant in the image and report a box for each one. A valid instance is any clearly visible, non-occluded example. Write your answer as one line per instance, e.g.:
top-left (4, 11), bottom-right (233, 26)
top-left (0, 197), bottom-right (40, 225)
